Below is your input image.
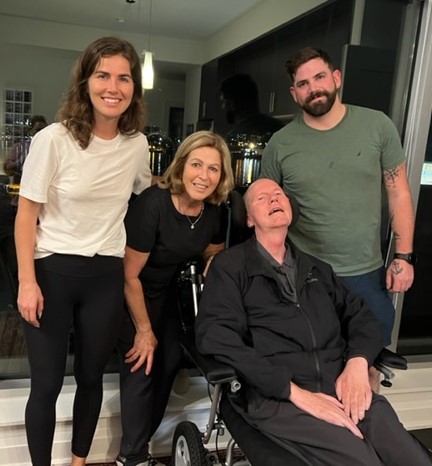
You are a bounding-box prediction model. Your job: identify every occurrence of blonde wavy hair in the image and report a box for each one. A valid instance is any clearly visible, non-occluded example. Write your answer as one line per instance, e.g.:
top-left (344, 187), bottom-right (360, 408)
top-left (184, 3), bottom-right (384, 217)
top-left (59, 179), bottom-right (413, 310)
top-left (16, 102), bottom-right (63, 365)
top-left (159, 131), bottom-right (234, 204)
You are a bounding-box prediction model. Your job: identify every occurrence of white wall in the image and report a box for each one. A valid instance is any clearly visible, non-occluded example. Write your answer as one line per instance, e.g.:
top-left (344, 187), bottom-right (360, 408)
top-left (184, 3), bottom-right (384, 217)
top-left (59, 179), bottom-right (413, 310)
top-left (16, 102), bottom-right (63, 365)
top-left (0, 0), bottom-right (329, 138)
top-left (0, 43), bottom-right (79, 125)
top-left (0, 15), bottom-right (205, 67)
top-left (144, 77), bottom-right (186, 133)
top-left (0, 15), bottom-right (203, 139)
top-left (0, 43), bottom-right (188, 142)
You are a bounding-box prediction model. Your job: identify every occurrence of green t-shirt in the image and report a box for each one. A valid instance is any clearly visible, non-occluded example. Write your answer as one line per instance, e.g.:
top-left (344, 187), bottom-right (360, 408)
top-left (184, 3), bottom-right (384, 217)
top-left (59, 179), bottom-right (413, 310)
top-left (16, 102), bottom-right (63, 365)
top-left (261, 105), bottom-right (405, 275)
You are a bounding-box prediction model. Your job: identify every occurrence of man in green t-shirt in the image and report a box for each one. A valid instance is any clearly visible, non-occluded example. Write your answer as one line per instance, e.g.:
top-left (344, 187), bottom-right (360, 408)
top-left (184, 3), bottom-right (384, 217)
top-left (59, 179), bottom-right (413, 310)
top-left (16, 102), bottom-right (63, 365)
top-left (261, 47), bottom-right (415, 347)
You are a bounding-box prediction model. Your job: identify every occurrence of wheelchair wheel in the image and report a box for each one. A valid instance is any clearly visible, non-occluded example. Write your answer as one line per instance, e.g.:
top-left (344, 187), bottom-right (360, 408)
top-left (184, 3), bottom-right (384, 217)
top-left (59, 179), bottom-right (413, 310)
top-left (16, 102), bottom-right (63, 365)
top-left (172, 421), bottom-right (207, 466)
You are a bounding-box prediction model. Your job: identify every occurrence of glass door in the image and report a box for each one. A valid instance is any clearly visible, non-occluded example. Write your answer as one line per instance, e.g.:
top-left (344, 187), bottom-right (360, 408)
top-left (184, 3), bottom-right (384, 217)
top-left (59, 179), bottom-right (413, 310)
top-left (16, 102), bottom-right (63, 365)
top-left (397, 123), bottom-right (432, 355)
top-left (394, 0), bottom-right (432, 356)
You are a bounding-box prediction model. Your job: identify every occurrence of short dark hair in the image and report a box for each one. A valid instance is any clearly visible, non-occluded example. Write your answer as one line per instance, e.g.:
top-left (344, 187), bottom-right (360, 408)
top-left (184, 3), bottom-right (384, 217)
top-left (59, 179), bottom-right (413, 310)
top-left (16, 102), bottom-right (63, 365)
top-left (285, 47), bottom-right (334, 83)
top-left (30, 115), bottom-right (47, 128)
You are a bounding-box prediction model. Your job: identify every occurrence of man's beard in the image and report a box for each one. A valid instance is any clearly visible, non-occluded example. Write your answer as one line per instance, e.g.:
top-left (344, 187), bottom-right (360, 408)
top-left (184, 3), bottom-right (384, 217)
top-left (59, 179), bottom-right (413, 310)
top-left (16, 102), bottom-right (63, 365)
top-left (300, 89), bottom-right (337, 117)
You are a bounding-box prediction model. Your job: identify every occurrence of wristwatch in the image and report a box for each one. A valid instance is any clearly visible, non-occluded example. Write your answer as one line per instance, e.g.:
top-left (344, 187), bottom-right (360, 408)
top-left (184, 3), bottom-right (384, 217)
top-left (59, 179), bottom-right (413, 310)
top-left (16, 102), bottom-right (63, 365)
top-left (393, 252), bottom-right (417, 265)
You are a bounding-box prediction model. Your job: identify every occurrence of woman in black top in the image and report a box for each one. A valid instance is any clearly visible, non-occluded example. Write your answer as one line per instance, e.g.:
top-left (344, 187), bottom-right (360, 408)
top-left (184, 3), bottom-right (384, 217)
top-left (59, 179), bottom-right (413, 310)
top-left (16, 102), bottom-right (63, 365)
top-left (116, 130), bottom-right (234, 466)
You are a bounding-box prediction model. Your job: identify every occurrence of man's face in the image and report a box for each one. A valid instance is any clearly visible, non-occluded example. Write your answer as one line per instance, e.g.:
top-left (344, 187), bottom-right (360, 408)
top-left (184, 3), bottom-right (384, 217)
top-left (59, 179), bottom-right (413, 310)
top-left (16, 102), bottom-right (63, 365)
top-left (290, 57), bottom-right (341, 117)
top-left (246, 179), bottom-right (293, 231)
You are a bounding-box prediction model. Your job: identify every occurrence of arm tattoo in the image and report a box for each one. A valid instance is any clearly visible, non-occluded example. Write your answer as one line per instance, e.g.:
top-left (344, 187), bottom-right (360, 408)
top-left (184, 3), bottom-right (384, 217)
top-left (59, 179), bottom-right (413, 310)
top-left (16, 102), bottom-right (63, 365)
top-left (391, 261), bottom-right (403, 275)
top-left (383, 166), bottom-right (400, 187)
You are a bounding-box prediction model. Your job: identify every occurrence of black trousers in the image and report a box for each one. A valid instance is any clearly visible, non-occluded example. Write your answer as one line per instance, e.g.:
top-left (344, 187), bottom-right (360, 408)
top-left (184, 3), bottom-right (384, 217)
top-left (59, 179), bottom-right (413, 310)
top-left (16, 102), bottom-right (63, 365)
top-left (116, 291), bottom-right (183, 466)
top-left (241, 390), bottom-right (431, 466)
top-left (22, 254), bottom-right (124, 466)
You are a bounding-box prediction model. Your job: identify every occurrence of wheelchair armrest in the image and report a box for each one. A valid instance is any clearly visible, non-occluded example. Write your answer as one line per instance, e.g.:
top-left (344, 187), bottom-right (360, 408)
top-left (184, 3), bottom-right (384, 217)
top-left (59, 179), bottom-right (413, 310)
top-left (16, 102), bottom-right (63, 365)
top-left (373, 348), bottom-right (407, 388)
top-left (374, 347), bottom-right (408, 370)
top-left (180, 333), bottom-right (240, 387)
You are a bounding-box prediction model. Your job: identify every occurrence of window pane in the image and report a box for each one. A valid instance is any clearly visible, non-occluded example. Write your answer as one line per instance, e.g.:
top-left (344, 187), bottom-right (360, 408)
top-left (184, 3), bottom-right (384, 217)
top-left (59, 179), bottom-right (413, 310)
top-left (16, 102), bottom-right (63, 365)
top-left (397, 119), bottom-right (432, 355)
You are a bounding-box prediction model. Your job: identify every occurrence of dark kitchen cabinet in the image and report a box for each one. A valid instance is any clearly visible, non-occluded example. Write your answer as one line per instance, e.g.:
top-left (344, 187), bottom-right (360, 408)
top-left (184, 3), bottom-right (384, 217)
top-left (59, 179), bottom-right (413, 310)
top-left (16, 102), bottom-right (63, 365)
top-left (199, 0), bottom-right (354, 133)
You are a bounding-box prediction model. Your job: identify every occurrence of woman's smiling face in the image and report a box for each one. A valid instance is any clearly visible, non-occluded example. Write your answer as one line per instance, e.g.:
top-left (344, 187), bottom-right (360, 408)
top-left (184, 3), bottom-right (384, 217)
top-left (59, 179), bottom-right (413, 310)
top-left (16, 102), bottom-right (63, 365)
top-left (88, 54), bottom-right (134, 125)
top-left (181, 146), bottom-right (222, 201)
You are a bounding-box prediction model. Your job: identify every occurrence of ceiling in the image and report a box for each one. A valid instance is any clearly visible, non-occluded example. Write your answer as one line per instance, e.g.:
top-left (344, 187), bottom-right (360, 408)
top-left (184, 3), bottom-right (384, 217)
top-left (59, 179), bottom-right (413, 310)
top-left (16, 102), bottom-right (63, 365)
top-left (0, 0), bottom-right (264, 41)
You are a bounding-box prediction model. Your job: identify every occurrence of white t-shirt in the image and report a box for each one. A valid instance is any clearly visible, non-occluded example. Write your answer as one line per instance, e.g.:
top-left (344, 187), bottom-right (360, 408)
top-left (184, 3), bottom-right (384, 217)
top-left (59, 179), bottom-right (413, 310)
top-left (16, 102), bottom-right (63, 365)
top-left (20, 122), bottom-right (152, 259)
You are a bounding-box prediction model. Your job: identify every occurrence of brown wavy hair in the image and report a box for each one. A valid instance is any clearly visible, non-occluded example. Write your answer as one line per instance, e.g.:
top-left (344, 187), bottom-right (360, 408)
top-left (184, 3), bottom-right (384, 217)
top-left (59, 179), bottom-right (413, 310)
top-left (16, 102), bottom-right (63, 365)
top-left (57, 36), bottom-right (145, 149)
top-left (159, 131), bottom-right (234, 205)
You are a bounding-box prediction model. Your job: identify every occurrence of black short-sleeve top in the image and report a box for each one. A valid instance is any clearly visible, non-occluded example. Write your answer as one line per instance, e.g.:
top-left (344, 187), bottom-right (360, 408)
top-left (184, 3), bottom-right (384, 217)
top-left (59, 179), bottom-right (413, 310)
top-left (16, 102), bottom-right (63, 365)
top-left (125, 184), bottom-right (225, 298)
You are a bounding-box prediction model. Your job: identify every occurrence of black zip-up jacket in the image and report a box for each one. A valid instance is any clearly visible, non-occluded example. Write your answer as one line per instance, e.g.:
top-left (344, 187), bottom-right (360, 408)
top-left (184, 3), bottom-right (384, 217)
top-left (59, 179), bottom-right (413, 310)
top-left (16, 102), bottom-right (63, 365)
top-left (195, 236), bottom-right (384, 401)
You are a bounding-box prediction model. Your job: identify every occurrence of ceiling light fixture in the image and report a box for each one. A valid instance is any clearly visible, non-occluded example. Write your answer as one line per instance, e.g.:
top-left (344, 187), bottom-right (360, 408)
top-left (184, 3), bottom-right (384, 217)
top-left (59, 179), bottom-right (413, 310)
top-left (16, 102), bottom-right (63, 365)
top-left (141, 0), bottom-right (154, 90)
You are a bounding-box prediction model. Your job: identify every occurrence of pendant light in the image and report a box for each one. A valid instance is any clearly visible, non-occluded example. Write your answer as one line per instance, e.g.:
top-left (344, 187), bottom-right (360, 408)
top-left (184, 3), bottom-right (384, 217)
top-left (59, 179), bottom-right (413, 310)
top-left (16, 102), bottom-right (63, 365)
top-left (142, 0), bottom-right (154, 89)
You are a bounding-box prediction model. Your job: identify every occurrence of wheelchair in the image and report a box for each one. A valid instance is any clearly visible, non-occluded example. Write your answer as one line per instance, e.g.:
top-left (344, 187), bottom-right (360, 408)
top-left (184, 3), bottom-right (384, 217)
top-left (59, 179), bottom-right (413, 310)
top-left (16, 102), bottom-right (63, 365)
top-left (171, 190), bottom-right (432, 466)
top-left (171, 260), bottom-right (417, 466)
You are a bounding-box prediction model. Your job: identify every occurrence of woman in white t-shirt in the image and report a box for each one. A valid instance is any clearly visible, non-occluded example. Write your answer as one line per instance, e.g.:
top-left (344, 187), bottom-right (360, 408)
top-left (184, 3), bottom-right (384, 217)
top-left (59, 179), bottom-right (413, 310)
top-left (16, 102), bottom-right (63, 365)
top-left (14, 36), bottom-right (151, 466)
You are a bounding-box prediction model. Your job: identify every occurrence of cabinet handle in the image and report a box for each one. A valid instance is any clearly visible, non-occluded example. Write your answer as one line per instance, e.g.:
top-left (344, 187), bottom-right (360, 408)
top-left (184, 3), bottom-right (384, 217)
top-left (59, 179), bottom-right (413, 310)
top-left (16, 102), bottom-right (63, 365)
top-left (201, 101), bottom-right (207, 118)
top-left (269, 92), bottom-right (275, 113)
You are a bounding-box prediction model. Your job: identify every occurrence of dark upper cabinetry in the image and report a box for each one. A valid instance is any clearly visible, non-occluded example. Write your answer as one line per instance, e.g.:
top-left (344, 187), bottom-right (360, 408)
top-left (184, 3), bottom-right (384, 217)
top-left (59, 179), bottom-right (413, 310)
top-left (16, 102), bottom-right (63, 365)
top-left (198, 58), bottom-right (219, 123)
top-left (199, 0), bottom-right (354, 135)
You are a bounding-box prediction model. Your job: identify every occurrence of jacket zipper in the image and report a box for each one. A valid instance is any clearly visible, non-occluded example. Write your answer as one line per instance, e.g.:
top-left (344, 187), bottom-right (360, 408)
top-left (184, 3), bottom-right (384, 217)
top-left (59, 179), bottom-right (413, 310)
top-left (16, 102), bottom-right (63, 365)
top-left (296, 269), bottom-right (323, 393)
top-left (297, 303), bottom-right (322, 392)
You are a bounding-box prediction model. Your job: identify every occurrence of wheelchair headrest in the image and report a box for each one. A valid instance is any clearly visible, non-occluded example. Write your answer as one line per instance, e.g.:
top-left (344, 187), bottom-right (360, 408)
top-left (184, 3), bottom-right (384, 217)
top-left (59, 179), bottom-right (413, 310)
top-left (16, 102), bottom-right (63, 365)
top-left (227, 188), bottom-right (300, 229)
top-left (227, 190), bottom-right (247, 231)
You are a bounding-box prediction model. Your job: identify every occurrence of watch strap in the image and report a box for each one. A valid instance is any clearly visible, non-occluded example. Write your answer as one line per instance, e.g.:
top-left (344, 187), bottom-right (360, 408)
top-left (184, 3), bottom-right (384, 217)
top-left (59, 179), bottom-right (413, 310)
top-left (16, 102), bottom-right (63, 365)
top-left (393, 252), bottom-right (417, 265)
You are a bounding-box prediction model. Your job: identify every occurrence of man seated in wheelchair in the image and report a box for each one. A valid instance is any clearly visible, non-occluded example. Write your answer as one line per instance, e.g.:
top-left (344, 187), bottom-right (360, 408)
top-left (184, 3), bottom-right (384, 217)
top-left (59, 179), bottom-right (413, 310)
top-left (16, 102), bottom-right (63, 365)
top-left (195, 178), bottom-right (431, 466)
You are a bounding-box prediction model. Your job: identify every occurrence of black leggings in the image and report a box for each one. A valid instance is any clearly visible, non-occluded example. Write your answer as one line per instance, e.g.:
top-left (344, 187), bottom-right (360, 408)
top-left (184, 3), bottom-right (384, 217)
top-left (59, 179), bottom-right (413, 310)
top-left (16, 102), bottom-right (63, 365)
top-left (116, 292), bottom-right (183, 465)
top-left (22, 254), bottom-right (124, 466)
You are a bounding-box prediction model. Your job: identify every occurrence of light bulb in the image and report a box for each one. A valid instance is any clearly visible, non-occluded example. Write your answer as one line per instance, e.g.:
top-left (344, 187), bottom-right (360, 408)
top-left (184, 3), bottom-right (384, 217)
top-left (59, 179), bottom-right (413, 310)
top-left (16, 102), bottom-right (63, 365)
top-left (142, 51), bottom-right (154, 89)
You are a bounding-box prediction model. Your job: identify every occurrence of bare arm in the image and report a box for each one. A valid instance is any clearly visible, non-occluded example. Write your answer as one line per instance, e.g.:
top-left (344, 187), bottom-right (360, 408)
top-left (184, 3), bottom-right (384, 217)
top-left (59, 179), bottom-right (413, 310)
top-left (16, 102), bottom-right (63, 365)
top-left (123, 245), bottom-right (157, 374)
top-left (15, 197), bottom-right (43, 327)
top-left (383, 162), bottom-right (415, 292)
